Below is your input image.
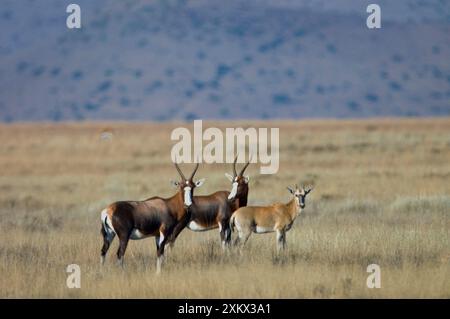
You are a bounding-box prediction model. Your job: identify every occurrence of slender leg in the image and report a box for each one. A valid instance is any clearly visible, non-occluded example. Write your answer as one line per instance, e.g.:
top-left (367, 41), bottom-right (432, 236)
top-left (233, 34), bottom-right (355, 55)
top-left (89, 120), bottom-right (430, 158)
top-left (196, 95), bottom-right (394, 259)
top-left (156, 231), bottom-right (167, 275)
top-left (223, 221), bottom-right (232, 249)
top-left (165, 240), bottom-right (175, 255)
top-left (241, 232), bottom-right (251, 247)
top-left (238, 231), bottom-right (251, 255)
top-left (219, 221), bottom-right (228, 251)
top-left (156, 254), bottom-right (164, 275)
top-left (100, 226), bottom-right (115, 265)
top-left (154, 236), bottom-right (160, 250)
top-left (276, 229), bottom-right (286, 253)
top-left (117, 236), bottom-right (130, 268)
top-left (233, 235), bottom-right (240, 246)
top-left (231, 218), bottom-right (242, 247)
top-left (166, 216), bottom-right (189, 247)
top-left (226, 226), bottom-right (232, 246)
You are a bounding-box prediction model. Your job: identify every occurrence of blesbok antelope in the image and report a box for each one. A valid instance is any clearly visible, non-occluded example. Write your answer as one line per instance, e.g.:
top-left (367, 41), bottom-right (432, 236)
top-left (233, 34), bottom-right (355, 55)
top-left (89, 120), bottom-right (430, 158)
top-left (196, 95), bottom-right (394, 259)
top-left (167, 156), bottom-right (251, 249)
top-left (230, 185), bottom-right (313, 252)
top-left (100, 163), bottom-right (204, 273)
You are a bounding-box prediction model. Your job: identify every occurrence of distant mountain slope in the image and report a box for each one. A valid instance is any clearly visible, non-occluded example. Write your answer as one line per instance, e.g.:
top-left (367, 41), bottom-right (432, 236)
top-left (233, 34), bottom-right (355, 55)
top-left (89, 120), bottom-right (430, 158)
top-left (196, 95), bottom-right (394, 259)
top-left (0, 0), bottom-right (449, 121)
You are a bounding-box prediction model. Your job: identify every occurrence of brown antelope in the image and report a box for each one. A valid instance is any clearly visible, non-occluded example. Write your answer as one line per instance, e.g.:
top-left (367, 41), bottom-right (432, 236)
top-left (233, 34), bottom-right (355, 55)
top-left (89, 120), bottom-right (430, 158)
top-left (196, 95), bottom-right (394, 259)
top-left (167, 156), bottom-right (251, 249)
top-left (100, 163), bottom-right (204, 273)
top-left (230, 185), bottom-right (313, 252)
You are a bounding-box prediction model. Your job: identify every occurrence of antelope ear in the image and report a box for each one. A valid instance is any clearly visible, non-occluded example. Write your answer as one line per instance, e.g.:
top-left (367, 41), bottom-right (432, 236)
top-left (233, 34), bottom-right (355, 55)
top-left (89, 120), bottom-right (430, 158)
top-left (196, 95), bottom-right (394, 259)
top-left (170, 180), bottom-right (180, 188)
top-left (244, 175), bottom-right (250, 184)
top-left (195, 178), bottom-right (205, 187)
top-left (287, 186), bottom-right (294, 194)
top-left (225, 173), bottom-right (234, 182)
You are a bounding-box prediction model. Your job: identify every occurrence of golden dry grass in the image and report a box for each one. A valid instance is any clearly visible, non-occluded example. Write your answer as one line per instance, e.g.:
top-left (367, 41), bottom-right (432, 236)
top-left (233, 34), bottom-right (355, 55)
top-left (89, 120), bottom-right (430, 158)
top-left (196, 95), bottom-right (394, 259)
top-left (0, 118), bottom-right (449, 298)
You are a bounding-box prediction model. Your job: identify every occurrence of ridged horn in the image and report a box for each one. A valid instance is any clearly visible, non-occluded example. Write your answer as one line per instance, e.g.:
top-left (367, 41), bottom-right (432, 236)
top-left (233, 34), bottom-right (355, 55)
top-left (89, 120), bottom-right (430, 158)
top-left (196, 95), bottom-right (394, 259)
top-left (189, 163), bottom-right (200, 180)
top-left (239, 156), bottom-right (251, 176)
top-left (174, 162), bottom-right (186, 181)
top-left (232, 155), bottom-right (238, 177)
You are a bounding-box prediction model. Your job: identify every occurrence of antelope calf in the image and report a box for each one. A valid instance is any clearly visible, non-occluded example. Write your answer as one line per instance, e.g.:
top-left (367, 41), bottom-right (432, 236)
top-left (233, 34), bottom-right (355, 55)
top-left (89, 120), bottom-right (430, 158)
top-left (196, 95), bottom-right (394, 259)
top-left (230, 185), bottom-right (312, 252)
top-left (100, 163), bottom-right (204, 273)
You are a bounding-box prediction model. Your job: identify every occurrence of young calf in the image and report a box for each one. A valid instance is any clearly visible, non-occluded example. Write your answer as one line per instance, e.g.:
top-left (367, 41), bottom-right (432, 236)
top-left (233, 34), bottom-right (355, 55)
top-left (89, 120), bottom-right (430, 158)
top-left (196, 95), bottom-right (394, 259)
top-left (230, 185), bottom-right (312, 252)
top-left (100, 163), bottom-right (204, 273)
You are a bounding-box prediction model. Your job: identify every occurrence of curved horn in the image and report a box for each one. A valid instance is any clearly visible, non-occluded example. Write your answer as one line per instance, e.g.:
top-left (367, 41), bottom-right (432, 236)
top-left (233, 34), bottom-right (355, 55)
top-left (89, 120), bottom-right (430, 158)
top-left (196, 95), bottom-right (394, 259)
top-left (232, 155), bottom-right (238, 177)
top-left (189, 163), bottom-right (200, 180)
top-left (239, 157), bottom-right (251, 176)
top-left (174, 162), bottom-right (186, 181)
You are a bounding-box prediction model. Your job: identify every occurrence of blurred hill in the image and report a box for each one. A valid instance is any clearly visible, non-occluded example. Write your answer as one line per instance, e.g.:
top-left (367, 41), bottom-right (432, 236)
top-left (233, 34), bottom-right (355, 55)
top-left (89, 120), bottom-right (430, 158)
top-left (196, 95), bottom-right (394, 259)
top-left (0, 0), bottom-right (449, 122)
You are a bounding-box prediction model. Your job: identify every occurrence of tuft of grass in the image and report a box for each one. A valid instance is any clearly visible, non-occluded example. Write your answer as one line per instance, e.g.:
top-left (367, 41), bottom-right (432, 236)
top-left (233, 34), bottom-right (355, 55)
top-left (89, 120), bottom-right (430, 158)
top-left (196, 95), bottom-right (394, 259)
top-left (390, 196), bottom-right (450, 214)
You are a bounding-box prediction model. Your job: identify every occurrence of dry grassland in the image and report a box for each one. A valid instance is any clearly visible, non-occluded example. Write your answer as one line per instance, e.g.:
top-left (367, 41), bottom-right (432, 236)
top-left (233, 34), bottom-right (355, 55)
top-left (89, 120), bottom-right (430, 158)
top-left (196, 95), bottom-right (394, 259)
top-left (0, 118), bottom-right (449, 298)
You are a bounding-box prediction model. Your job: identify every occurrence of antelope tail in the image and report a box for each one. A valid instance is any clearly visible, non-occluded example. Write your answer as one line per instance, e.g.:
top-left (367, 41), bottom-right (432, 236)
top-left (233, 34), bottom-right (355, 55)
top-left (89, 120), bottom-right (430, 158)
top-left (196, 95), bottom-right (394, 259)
top-left (101, 208), bottom-right (112, 234)
top-left (102, 216), bottom-right (109, 233)
top-left (229, 214), bottom-right (236, 233)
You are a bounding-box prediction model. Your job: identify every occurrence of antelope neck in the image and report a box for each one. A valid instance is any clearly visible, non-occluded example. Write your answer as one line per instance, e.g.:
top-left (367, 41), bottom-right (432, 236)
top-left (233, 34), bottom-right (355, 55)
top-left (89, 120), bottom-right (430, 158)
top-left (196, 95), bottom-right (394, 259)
top-left (287, 197), bottom-right (301, 220)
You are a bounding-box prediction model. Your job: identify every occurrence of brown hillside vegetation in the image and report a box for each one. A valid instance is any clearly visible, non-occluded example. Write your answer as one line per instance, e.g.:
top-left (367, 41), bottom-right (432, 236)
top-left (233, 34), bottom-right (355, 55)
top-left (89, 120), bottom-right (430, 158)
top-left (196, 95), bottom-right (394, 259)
top-left (0, 118), bottom-right (449, 298)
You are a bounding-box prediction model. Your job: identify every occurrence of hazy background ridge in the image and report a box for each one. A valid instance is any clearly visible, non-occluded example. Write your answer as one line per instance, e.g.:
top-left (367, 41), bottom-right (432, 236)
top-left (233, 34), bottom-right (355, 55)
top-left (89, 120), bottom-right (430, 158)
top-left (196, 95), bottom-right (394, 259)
top-left (0, 0), bottom-right (449, 122)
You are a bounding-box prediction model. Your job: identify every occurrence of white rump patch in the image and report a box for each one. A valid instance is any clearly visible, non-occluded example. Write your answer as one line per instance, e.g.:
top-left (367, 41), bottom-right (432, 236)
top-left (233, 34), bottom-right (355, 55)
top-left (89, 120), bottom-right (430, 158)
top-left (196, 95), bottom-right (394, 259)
top-left (101, 209), bottom-right (116, 234)
top-left (228, 182), bottom-right (238, 199)
top-left (255, 226), bottom-right (275, 234)
top-left (100, 209), bottom-right (107, 222)
top-left (184, 186), bottom-right (192, 206)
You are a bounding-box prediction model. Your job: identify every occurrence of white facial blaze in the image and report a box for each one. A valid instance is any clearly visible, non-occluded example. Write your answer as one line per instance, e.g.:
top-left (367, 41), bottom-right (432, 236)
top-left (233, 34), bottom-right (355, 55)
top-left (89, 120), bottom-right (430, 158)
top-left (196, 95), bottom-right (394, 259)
top-left (228, 182), bottom-right (238, 199)
top-left (184, 186), bottom-right (192, 206)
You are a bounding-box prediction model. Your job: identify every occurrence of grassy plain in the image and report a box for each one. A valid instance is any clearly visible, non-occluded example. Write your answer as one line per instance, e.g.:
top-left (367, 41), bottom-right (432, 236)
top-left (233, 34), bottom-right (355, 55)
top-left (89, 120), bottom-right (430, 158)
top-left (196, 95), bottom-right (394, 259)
top-left (0, 118), bottom-right (449, 298)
